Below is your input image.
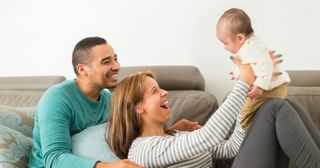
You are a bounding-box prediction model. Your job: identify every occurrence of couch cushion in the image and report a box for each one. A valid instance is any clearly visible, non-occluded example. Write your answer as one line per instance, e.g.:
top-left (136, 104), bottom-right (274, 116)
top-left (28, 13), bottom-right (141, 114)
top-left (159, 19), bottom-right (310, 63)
top-left (287, 70), bottom-right (320, 87)
top-left (0, 76), bottom-right (66, 91)
top-left (0, 106), bottom-right (36, 138)
top-left (0, 90), bottom-right (42, 107)
top-left (0, 125), bottom-right (32, 168)
top-left (288, 86), bottom-right (320, 129)
top-left (165, 90), bottom-right (218, 127)
top-left (72, 123), bottom-right (119, 162)
top-left (118, 66), bottom-right (206, 91)
top-left (0, 76), bottom-right (66, 107)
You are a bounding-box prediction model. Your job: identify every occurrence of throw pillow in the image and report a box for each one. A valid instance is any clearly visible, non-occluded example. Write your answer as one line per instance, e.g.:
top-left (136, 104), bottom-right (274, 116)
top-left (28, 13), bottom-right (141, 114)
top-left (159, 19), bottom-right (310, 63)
top-left (0, 125), bottom-right (32, 168)
top-left (72, 122), bottom-right (119, 162)
top-left (0, 105), bottom-right (36, 138)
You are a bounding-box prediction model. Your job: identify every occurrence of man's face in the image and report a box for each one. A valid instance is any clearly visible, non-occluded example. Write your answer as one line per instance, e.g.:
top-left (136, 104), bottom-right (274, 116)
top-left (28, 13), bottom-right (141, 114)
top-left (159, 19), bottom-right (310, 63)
top-left (85, 44), bottom-right (120, 89)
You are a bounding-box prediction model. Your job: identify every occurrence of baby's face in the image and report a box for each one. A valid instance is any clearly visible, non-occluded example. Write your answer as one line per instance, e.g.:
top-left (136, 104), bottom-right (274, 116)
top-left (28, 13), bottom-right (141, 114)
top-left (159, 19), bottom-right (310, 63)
top-left (216, 22), bottom-right (242, 54)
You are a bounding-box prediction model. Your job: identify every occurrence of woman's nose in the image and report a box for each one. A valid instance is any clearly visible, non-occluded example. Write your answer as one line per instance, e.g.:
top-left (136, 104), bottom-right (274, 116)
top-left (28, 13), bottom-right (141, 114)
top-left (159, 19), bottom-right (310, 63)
top-left (160, 89), bottom-right (168, 97)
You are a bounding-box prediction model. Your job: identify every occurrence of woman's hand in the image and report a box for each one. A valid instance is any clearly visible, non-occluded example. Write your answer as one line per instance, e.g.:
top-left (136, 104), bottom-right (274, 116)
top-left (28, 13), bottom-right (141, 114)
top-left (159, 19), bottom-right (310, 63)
top-left (95, 160), bottom-right (145, 168)
top-left (269, 50), bottom-right (283, 77)
top-left (230, 56), bottom-right (256, 86)
top-left (231, 50), bottom-right (283, 86)
top-left (169, 119), bottom-right (202, 132)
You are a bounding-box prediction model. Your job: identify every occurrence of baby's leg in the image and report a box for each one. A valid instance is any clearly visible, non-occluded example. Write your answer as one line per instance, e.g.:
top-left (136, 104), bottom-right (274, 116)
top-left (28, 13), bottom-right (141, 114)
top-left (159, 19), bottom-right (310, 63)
top-left (240, 97), bottom-right (266, 128)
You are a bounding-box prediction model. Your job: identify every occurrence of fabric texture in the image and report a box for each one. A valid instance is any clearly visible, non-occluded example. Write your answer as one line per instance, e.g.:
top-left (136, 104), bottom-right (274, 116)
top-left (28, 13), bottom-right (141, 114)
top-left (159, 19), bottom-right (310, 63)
top-left (288, 86), bottom-right (320, 129)
top-left (232, 99), bottom-right (320, 168)
top-left (241, 84), bottom-right (288, 128)
top-left (118, 66), bottom-right (205, 91)
top-left (0, 125), bottom-right (32, 168)
top-left (29, 79), bottom-right (111, 168)
top-left (235, 35), bottom-right (290, 90)
top-left (165, 90), bottom-right (218, 127)
top-left (0, 76), bottom-right (65, 107)
top-left (0, 90), bottom-right (42, 107)
top-left (72, 122), bottom-right (119, 162)
top-left (128, 81), bottom-right (249, 168)
top-left (0, 106), bottom-right (36, 138)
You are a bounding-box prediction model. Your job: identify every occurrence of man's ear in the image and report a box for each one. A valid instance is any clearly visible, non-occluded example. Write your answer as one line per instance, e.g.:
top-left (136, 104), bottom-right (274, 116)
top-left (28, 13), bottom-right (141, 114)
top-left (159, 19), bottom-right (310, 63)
top-left (76, 64), bottom-right (88, 76)
top-left (237, 33), bottom-right (246, 44)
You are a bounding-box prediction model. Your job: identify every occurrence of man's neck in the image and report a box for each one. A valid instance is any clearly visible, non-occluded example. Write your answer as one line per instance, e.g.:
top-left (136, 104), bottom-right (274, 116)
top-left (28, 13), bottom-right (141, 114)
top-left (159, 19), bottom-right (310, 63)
top-left (75, 77), bottom-right (101, 101)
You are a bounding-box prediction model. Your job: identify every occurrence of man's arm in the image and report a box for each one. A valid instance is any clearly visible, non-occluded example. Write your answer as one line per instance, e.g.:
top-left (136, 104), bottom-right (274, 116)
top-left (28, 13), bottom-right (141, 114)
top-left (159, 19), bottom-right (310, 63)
top-left (37, 90), bottom-right (97, 168)
top-left (95, 160), bottom-right (144, 168)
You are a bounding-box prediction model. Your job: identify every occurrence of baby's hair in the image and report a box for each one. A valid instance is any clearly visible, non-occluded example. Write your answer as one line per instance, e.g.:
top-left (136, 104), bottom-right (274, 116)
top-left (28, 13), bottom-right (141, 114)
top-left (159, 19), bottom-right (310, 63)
top-left (218, 8), bottom-right (254, 36)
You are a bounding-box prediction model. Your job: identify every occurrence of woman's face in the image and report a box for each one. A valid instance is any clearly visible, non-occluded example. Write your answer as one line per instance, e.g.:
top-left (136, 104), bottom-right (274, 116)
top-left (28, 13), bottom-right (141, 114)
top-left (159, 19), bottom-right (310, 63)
top-left (138, 76), bottom-right (171, 125)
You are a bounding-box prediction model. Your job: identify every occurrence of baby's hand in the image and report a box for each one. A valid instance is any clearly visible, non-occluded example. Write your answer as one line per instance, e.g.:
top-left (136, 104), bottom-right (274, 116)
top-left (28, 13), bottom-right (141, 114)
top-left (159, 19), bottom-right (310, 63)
top-left (248, 85), bottom-right (263, 98)
top-left (229, 71), bottom-right (236, 80)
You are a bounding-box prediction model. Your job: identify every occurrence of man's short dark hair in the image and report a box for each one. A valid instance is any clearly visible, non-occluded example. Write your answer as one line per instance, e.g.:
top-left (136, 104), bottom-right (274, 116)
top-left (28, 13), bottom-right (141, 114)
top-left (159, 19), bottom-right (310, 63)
top-left (72, 37), bottom-right (107, 75)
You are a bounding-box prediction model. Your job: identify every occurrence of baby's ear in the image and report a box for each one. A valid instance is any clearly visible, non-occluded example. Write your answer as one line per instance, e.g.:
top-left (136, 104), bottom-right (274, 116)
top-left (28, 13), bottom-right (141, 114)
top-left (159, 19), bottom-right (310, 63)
top-left (237, 33), bottom-right (246, 44)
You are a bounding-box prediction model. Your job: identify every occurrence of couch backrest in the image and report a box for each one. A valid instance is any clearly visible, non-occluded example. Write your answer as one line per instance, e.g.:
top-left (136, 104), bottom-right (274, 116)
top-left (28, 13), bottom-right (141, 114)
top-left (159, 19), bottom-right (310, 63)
top-left (0, 76), bottom-right (66, 107)
top-left (287, 70), bottom-right (320, 129)
top-left (118, 66), bottom-right (205, 91)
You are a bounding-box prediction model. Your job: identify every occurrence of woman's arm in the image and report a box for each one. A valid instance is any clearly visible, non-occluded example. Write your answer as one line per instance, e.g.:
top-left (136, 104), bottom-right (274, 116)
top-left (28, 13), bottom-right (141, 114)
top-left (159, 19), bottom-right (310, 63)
top-left (210, 114), bottom-right (245, 159)
top-left (129, 59), bottom-right (255, 167)
top-left (129, 81), bottom-right (249, 167)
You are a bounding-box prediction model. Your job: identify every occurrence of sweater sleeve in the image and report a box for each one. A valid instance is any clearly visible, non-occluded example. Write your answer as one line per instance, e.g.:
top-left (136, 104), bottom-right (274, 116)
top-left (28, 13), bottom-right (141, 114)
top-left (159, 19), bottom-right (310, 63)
top-left (128, 81), bottom-right (249, 167)
top-left (37, 89), bottom-right (98, 168)
top-left (210, 114), bottom-right (245, 159)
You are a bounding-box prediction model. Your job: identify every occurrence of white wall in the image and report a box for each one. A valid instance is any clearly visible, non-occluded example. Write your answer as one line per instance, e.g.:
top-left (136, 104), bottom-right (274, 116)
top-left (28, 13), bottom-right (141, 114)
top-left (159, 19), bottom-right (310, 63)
top-left (1, 0), bottom-right (320, 103)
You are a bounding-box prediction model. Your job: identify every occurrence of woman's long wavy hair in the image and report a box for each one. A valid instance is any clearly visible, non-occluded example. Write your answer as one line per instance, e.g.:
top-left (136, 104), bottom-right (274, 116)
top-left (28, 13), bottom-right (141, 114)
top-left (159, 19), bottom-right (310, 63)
top-left (107, 71), bottom-right (155, 159)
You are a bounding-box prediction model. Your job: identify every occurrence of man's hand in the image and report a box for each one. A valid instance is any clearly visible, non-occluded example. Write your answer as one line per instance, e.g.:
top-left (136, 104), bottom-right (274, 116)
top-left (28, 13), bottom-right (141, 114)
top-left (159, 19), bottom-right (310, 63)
top-left (248, 85), bottom-right (263, 98)
top-left (169, 119), bottom-right (202, 132)
top-left (95, 160), bottom-right (145, 168)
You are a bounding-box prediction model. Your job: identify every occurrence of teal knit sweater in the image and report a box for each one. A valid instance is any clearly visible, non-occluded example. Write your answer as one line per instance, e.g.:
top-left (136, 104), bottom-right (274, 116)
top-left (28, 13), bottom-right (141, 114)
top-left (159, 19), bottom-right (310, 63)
top-left (29, 79), bottom-right (111, 168)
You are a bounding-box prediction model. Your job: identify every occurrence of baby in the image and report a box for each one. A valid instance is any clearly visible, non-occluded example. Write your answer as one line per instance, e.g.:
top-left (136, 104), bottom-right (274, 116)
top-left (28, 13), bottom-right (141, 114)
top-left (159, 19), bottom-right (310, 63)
top-left (216, 8), bottom-right (291, 128)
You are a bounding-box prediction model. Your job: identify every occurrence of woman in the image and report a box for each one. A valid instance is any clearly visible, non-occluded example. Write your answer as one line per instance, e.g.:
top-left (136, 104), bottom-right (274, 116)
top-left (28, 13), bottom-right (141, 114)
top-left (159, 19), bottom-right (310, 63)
top-left (107, 58), bottom-right (320, 168)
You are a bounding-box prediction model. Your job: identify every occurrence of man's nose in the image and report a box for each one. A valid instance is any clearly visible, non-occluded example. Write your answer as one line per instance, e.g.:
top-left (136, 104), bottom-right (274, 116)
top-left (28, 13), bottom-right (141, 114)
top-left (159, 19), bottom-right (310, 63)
top-left (111, 60), bottom-right (120, 70)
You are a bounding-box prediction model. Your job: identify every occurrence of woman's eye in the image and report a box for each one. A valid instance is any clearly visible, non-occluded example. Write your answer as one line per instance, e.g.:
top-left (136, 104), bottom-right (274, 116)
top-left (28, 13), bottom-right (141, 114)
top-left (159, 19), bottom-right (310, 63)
top-left (153, 89), bottom-right (159, 94)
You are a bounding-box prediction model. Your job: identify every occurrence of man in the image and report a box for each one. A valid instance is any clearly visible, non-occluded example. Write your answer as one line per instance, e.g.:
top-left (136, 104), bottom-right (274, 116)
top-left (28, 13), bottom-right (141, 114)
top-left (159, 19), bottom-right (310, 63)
top-left (29, 37), bottom-right (200, 168)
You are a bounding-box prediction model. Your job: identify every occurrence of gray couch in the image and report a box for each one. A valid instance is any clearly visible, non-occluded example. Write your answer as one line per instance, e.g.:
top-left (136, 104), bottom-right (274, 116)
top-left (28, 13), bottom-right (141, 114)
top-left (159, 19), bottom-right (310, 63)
top-left (0, 66), bottom-right (218, 167)
top-left (0, 66), bottom-right (319, 168)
